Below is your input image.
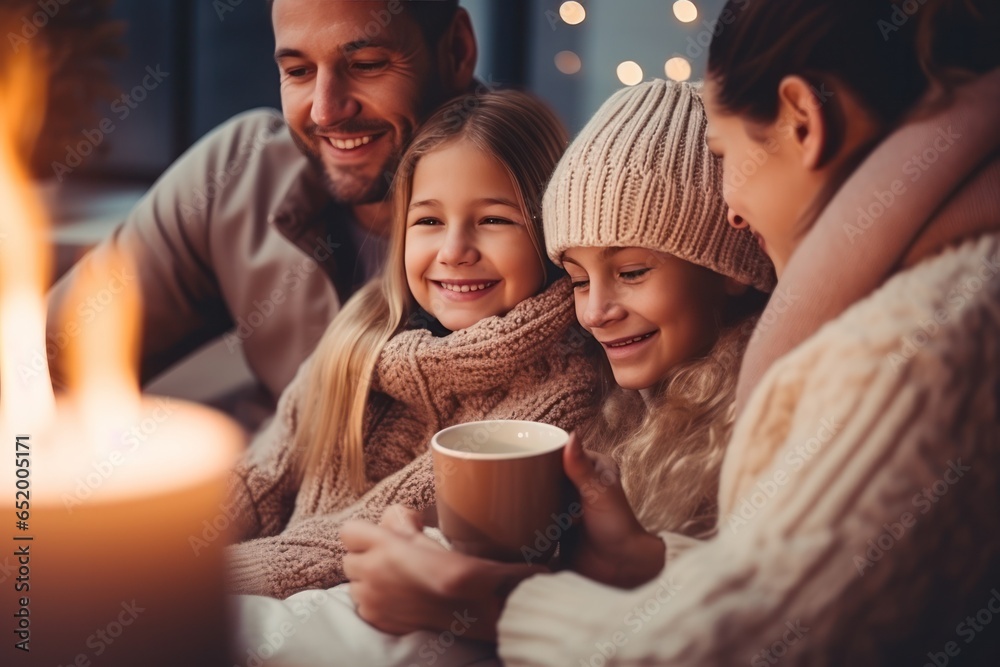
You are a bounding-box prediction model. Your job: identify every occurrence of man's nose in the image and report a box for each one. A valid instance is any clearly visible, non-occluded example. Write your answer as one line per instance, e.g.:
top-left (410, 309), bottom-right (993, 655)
top-left (311, 69), bottom-right (360, 128)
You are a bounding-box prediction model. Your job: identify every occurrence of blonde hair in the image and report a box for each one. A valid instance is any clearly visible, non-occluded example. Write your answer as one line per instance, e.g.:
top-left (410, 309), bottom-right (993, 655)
top-left (295, 90), bottom-right (568, 493)
top-left (583, 303), bottom-right (762, 538)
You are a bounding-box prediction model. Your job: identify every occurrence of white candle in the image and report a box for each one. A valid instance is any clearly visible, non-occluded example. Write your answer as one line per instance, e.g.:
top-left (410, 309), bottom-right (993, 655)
top-left (1, 399), bottom-right (244, 667)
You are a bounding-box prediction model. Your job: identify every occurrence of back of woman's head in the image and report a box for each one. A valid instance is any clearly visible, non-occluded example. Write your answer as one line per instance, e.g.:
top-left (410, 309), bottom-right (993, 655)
top-left (298, 89), bottom-right (568, 493)
top-left (708, 0), bottom-right (1000, 153)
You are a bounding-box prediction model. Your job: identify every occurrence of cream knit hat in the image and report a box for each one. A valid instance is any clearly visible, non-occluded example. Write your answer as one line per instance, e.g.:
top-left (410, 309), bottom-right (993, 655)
top-left (543, 79), bottom-right (775, 292)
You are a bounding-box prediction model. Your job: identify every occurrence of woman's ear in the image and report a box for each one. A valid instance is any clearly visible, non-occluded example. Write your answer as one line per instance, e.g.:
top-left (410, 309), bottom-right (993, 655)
top-left (437, 8), bottom-right (478, 93)
top-left (776, 75), bottom-right (827, 170)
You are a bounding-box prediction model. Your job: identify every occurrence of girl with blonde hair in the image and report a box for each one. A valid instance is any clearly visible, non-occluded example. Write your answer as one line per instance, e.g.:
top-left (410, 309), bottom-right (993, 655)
top-left (224, 89), bottom-right (599, 599)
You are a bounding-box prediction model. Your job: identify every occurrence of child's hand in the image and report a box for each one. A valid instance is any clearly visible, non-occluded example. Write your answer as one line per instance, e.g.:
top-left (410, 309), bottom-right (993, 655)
top-left (561, 433), bottom-right (666, 589)
top-left (341, 507), bottom-right (545, 641)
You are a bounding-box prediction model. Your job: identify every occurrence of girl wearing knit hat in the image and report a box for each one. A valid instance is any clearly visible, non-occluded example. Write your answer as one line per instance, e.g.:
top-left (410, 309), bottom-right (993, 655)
top-left (544, 78), bottom-right (774, 539)
top-left (223, 89), bottom-right (599, 599)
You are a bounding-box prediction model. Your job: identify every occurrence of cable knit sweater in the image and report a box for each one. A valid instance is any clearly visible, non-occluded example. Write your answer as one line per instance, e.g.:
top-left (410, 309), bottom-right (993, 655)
top-left (225, 278), bottom-right (599, 599)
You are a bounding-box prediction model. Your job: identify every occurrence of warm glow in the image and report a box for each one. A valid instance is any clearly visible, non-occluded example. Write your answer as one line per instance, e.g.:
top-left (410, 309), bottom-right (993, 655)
top-left (61, 250), bottom-right (143, 453)
top-left (673, 0), bottom-right (698, 23)
top-left (559, 1), bottom-right (586, 25)
top-left (0, 22), bottom-right (240, 661)
top-left (0, 40), bottom-right (55, 426)
top-left (555, 50), bottom-right (582, 75)
top-left (665, 56), bottom-right (692, 81)
top-left (0, 24), bottom-right (241, 495)
top-left (617, 61), bottom-right (644, 86)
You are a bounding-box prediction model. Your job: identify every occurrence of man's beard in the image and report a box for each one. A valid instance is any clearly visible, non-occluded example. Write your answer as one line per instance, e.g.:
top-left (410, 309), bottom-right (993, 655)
top-left (289, 126), bottom-right (404, 206)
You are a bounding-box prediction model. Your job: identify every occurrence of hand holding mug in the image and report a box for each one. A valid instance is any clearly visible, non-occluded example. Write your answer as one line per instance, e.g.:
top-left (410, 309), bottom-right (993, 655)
top-left (559, 434), bottom-right (666, 589)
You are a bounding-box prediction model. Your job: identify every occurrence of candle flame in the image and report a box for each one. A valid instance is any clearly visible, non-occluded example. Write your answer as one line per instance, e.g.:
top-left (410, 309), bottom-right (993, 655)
top-left (61, 249), bottom-right (143, 451)
top-left (0, 29), bottom-right (55, 424)
top-left (0, 13), bottom-right (242, 507)
top-left (0, 18), bottom-right (141, 442)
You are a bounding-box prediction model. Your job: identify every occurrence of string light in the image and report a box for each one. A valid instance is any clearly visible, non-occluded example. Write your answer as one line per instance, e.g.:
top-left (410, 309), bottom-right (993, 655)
top-left (673, 0), bottom-right (698, 23)
top-left (555, 50), bottom-right (582, 75)
top-left (664, 56), bottom-right (692, 81)
top-left (616, 61), bottom-right (643, 86)
top-left (559, 1), bottom-right (586, 25)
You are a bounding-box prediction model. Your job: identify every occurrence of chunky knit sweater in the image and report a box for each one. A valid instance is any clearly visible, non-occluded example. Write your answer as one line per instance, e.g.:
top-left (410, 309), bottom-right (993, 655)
top-left (226, 279), bottom-right (598, 598)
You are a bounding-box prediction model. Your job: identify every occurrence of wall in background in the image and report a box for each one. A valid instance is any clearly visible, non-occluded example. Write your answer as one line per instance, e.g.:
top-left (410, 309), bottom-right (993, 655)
top-left (78, 0), bottom-right (504, 182)
top-left (528, 0), bottom-right (727, 134)
top-left (74, 0), bottom-right (727, 182)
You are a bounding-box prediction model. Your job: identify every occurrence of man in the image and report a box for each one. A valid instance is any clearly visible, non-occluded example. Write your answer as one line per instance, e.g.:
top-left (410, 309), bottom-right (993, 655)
top-left (46, 0), bottom-right (477, 423)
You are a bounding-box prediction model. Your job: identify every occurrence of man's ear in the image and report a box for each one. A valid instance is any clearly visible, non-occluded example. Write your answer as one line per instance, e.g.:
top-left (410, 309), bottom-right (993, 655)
top-left (776, 75), bottom-right (826, 170)
top-left (437, 8), bottom-right (478, 93)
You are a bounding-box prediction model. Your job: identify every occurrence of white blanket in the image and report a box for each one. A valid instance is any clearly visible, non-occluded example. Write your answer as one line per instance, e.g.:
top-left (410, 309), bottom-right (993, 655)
top-left (232, 584), bottom-right (500, 667)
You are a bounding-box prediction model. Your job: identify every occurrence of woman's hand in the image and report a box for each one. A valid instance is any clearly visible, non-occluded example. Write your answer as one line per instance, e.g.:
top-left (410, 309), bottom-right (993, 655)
top-left (561, 433), bottom-right (666, 588)
top-left (341, 506), bottom-right (545, 641)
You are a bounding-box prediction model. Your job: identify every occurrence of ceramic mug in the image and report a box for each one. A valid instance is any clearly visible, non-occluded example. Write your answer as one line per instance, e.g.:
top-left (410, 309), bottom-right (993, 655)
top-left (431, 420), bottom-right (577, 563)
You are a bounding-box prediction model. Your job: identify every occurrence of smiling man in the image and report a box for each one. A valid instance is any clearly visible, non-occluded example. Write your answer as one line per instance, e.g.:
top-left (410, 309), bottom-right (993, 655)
top-left (46, 0), bottom-right (477, 425)
top-left (274, 0), bottom-right (461, 211)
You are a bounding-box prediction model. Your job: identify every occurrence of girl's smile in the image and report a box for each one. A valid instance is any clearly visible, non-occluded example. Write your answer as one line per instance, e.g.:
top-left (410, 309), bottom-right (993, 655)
top-left (405, 139), bottom-right (545, 331)
top-left (599, 330), bottom-right (659, 361)
top-left (432, 279), bottom-right (501, 300)
top-left (563, 246), bottom-right (729, 390)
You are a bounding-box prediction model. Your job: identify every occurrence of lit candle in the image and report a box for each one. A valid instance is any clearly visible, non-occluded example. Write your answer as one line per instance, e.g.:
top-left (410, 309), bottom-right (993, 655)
top-left (0, 398), bottom-right (244, 667)
top-left (0, 40), bottom-right (245, 667)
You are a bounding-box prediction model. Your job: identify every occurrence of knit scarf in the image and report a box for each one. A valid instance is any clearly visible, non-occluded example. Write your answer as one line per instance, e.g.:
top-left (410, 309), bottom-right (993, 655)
top-left (371, 277), bottom-right (581, 423)
top-left (735, 67), bottom-right (1000, 416)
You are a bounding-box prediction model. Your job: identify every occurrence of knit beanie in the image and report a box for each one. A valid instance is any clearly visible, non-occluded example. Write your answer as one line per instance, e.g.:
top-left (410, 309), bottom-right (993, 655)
top-left (543, 79), bottom-right (775, 292)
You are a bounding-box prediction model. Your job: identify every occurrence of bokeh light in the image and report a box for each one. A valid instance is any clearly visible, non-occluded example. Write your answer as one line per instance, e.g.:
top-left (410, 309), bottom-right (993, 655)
top-left (673, 0), bottom-right (698, 23)
top-left (560, 1), bottom-right (586, 25)
top-left (555, 50), bottom-right (582, 75)
top-left (664, 56), bottom-right (692, 81)
top-left (617, 61), bottom-right (643, 86)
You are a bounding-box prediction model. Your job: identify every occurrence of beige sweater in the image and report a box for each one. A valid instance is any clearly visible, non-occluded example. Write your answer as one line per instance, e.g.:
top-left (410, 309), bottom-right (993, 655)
top-left (226, 279), bottom-right (599, 598)
top-left (499, 232), bottom-right (1000, 665)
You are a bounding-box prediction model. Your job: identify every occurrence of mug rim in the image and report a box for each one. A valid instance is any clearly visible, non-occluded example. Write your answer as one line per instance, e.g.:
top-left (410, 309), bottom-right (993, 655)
top-left (431, 420), bottom-right (569, 461)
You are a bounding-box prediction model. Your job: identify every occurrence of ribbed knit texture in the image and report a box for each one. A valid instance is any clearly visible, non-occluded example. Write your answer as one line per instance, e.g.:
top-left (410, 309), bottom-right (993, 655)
top-left (500, 231), bottom-right (1000, 666)
top-left (226, 278), bottom-right (599, 598)
top-left (543, 79), bottom-right (775, 292)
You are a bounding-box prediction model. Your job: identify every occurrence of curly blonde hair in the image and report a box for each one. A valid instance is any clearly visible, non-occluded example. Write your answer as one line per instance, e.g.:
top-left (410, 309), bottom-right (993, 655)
top-left (583, 312), bottom-right (759, 538)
